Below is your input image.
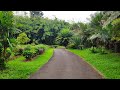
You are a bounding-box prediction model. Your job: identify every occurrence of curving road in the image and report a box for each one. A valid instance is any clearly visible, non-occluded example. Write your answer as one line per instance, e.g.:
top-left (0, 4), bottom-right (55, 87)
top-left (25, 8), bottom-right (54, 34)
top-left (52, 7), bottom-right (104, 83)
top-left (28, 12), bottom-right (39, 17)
top-left (29, 49), bottom-right (103, 79)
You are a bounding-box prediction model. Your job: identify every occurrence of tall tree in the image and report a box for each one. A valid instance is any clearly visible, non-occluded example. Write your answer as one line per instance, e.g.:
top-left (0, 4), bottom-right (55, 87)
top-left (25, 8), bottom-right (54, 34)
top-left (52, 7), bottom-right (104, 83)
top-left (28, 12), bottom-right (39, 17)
top-left (0, 11), bottom-right (14, 69)
top-left (30, 11), bottom-right (43, 17)
top-left (56, 28), bottom-right (73, 47)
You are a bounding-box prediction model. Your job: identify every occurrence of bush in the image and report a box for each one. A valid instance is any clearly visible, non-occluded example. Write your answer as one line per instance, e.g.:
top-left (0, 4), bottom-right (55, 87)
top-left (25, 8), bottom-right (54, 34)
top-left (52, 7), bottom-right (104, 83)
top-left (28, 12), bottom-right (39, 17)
top-left (10, 38), bottom-right (17, 47)
top-left (34, 45), bottom-right (45, 55)
top-left (22, 45), bottom-right (46, 60)
top-left (24, 45), bottom-right (31, 51)
top-left (31, 46), bottom-right (38, 57)
top-left (51, 45), bottom-right (59, 48)
top-left (17, 32), bottom-right (30, 44)
top-left (18, 48), bottom-right (24, 55)
top-left (78, 45), bottom-right (84, 50)
top-left (23, 50), bottom-right (33, 60)
top-left (90, 46), bottom-right (98, 53)
top-left (23, 46), bottom-right (32, 60)
top-left (98, 46), bottom-right (108, 54)
top-left (57, 46), bottom-right (66, 49)
top-left (14, 47), bottom-right (24, 56)
top-left (36, 45), bottom-right (46, 51)
top-left (67, 43), bottom-right (75, 49)
top-left (38, 49), bottom-right (44, 54)
top-left (69, 36), bottom-right (81, 49)
top-left (54, 45), bottom-right (59, 48)
top-left (89, 46), bottom-right (108, 54)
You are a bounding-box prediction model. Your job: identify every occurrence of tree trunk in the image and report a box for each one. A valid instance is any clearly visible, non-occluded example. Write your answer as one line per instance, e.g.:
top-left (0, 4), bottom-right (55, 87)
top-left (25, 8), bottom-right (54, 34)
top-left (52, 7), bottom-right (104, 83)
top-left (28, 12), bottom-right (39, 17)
top-left (114, 42), bottom-right (118, 53)
top-left (3, 43), bottom-right (6, 57)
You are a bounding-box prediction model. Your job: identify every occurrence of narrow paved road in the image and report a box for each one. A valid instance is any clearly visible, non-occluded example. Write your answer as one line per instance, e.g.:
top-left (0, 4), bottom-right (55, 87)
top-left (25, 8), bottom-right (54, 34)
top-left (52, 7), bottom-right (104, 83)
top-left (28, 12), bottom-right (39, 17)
top-left (29, 49), bottom-right (103, 79)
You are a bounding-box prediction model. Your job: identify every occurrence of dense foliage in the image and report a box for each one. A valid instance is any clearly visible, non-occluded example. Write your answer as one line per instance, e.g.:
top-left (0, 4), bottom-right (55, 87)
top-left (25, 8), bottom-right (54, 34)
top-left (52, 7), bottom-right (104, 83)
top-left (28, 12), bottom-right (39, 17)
top-left (0, 11), bottom-right (14, 69)
top-left (1, 11), bottom-right (120, 70)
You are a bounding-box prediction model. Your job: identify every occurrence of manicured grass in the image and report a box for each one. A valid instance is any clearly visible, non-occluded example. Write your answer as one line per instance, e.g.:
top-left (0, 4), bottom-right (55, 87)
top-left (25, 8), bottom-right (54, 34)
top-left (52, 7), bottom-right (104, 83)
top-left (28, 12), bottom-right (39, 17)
top-left (68, 49), bottom-right (120, 79)
top-left (0, 48), bottom-right (54, 79)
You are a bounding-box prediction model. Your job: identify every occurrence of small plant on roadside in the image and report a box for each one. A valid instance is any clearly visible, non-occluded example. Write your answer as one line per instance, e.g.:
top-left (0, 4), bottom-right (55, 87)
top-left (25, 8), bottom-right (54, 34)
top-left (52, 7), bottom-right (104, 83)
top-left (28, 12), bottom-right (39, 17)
top-left (14, 47), bottom-right (24, 56)
top-left (39, 49), bottom-right (44, 55)
top-left (90, 46), bottom-right (98, 53)
top-left (99, 46), bottom-right (108, 54)
top-left (78, 45), bottom-right (84, 50)
top-left (22, 45), bottom-right (45, 60)
top-left (18, 48), bottom-right (24, 55)
top-left (66, 43), bottom-right (75, 49)
top-left (23, 50), bottom-right (33, 60)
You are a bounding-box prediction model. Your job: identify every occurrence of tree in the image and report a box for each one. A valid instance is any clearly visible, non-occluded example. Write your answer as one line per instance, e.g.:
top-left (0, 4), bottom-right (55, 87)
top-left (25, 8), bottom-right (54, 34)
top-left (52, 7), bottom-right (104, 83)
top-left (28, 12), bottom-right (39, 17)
top-left (102, 11), bottom-right (120, 52)
top-left (102, 11), bottom-right (120, 28)
top-left (30, 11), bottom-right (43, 17)
top-left (0, 11), bottom-right (14, 69)
top-left (56, 28), bottom-right (73, 47)
top-left (17, 33), bottom-right (30, 44)
top-left (69, 36), bottom-right (82, 49)
top-left (70, 22), bottom-right (91, 48)
top-left (88, 12), bottom-right (110, 48)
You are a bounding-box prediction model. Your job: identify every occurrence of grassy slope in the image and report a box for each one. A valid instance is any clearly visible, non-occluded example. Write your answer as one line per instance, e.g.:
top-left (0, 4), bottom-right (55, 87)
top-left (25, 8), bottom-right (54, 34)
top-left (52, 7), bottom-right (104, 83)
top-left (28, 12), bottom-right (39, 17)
top-left (68, 49), bottom-right (120, 79)
top-left (0, 48), bottom-right (54, 79)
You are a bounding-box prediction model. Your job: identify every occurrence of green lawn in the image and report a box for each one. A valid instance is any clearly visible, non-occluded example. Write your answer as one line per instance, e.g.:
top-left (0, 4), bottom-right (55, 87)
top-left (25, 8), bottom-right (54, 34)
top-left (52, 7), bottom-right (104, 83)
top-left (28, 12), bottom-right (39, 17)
top-left (0, 48), bottom-right (54, 79)
top-left (68, 49), bottom-right (120, 79)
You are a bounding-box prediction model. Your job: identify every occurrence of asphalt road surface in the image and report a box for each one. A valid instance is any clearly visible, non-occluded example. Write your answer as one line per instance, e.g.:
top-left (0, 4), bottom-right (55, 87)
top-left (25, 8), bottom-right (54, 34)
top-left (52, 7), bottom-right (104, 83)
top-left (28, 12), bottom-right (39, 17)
top-left (29, 49), bottom-right (103, 79)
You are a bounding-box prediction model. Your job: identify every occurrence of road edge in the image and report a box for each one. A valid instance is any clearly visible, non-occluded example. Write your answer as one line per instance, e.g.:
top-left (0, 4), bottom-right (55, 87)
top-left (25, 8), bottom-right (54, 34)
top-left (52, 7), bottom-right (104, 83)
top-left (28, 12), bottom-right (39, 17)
top-left (29, 48), bottom-right (55, 79)
top-left (65, 49), bottom-right (105, 79)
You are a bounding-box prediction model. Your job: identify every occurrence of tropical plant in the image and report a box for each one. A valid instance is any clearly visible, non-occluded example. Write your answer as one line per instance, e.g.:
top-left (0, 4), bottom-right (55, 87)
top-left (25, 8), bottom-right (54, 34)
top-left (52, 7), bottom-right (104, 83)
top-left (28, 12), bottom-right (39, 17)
top-left (17, 32), bottom-right (30, 44)
top-left (69, 36), bottom-right (82, 49)
top-left (0, 11), bottom-right (14, 69)
top-left (56, 28), bottom-right (73, 47)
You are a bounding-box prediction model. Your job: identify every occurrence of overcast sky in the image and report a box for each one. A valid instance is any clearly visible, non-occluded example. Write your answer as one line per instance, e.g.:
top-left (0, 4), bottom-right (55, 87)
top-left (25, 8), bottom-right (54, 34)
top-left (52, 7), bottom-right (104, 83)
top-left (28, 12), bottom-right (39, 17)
top-left (42, 11), bottom-right (97, 23)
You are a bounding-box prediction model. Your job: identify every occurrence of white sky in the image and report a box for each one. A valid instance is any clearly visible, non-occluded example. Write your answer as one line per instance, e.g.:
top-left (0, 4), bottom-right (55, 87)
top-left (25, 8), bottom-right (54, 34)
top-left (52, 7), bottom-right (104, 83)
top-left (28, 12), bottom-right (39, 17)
top-left (42, 11), bottom-right (97, 23)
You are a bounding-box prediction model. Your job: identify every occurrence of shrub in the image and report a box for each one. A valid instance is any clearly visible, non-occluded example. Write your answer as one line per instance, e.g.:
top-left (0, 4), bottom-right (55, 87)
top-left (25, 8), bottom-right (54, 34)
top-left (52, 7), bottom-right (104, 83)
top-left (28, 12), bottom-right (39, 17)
top-left (22, 45), bottom-right (46, 60)
top-left (99, 46), bottom-right (108, 54)
top-left (57, 46), bottom-right (66, 49)
top-left (10, 38), bottom-right (18, 47)
top-left (39, 49), bottom-right (44, 55)
top-left (34, 45), bottom-right (45, 55)
top-left (17, 33), bottom-right (30, 44)
top-left (67, 43), bottom-right (75, 49)
top-left (90, 46), bottom-right (108, 54)
top-left (78, 45), bottom-right (84, 50)
top-left (36, 45), bottom-right (46, 51)
top-left (18, 48), bottom-right (24, 55)
top-left (23, 50), bottom-right (33, 60)
top-left (23, 45), bottom-right (38, 60)
top-left (31, 47), bottom-right (37, 57)
top-left (34, 47), bottom-right (39, 55)
top-left (90, 46), bottom-right (98, 53)
top-left (70, 36), bottom-right (81, 49)
top-left (14, 47), bottom-right (24, 56)
top-left (24, 45), bottom-right (31, 51)
top-left (51, 45), bottom-right (59, 48)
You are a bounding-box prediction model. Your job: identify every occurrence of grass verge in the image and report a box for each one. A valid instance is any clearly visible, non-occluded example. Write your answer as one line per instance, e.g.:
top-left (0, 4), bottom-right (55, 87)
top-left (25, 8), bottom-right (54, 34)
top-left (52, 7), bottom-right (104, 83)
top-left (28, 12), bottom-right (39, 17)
top-left (68, 49), bottom-right (120, 79)
top-left (0, 48), bottom-right (54, 79)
